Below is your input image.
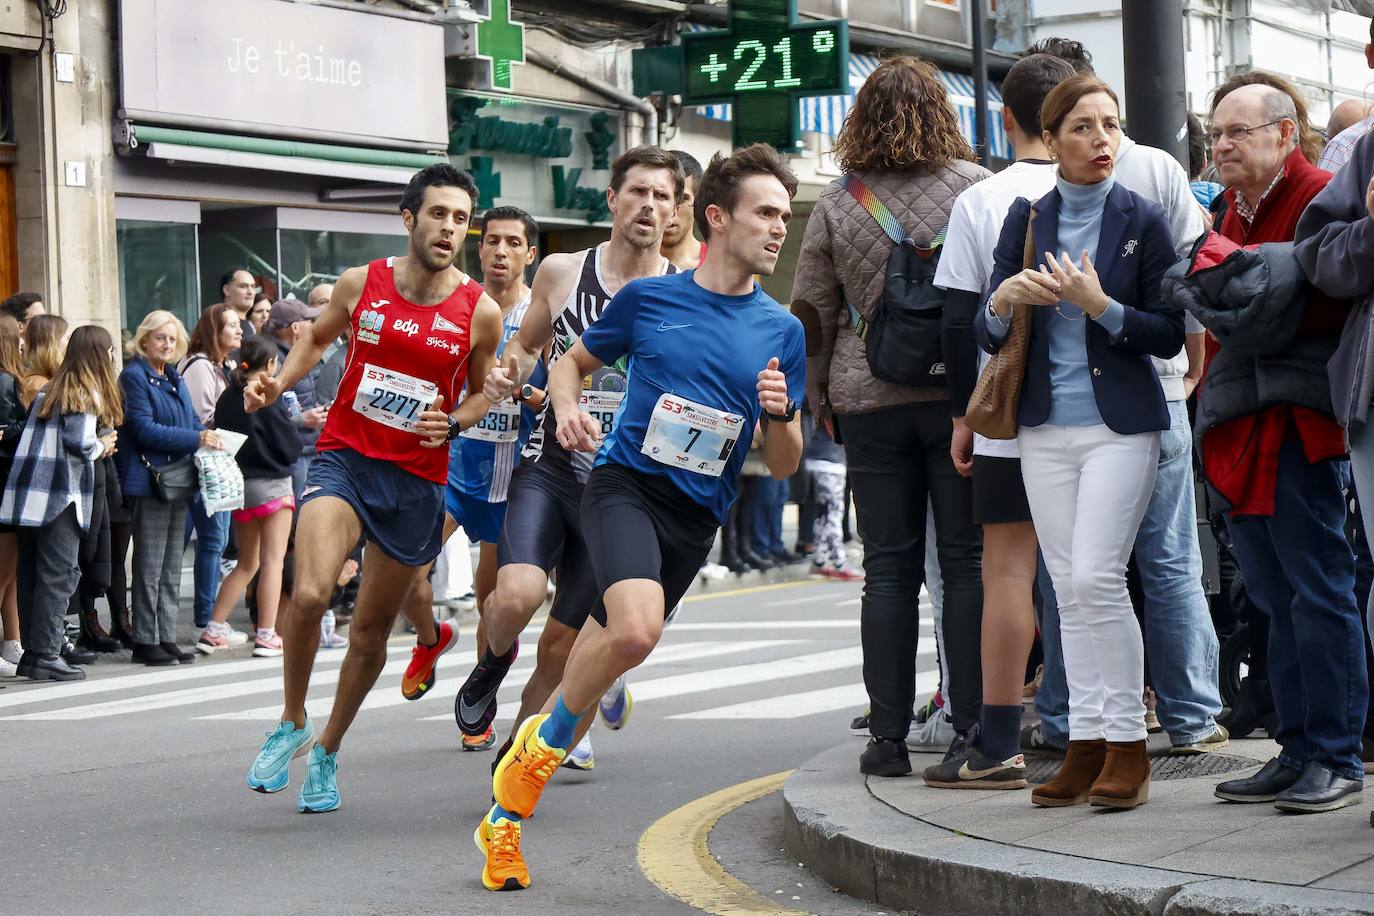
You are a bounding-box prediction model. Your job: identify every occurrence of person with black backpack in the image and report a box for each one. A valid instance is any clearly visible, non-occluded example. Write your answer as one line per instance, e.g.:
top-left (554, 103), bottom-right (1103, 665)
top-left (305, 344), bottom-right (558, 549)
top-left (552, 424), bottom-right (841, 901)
top-left (790, 56), bottom-right (990, 779)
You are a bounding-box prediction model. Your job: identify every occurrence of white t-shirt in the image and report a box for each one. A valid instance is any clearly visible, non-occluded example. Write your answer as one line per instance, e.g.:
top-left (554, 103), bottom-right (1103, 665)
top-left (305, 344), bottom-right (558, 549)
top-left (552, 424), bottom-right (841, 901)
top-left (935, 159), bottom-right (1057, 458)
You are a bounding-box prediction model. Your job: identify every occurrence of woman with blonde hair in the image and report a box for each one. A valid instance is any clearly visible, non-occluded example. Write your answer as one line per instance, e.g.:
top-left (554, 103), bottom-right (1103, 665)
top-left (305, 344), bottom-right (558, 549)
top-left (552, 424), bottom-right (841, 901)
top-left (791, 54), bottom-right (991, 776)
top-left (2, 325), bottom-right (122, 681)
top-left (20, 314), bottom-right (69, 407)
top-left (115, 310), bottom-right (222, 666)
top-left (0, 314), bottom-right (27, 678)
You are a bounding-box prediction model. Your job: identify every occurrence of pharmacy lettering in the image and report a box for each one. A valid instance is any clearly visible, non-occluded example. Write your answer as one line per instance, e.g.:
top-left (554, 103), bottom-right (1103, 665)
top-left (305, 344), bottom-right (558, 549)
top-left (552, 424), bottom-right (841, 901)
top-left (449, 97), bottom-right (573, 158)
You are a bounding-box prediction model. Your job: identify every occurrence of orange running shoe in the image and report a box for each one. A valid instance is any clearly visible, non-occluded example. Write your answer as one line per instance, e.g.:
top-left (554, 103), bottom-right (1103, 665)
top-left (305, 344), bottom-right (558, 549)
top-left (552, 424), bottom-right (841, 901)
top-left (401, 619), bottom-right (458, 701)
top-left (462, 724), bottom-right (498, 752)
top-left (473, 806), bottom-right (530, 891)
top-left (492, 713), bottom-right (565, 818)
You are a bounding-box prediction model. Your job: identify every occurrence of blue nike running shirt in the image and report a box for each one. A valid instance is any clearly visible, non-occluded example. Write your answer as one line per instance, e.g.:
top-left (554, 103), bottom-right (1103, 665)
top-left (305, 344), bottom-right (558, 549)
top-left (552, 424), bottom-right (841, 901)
top-left (580, 269), bottom-right (806, 524)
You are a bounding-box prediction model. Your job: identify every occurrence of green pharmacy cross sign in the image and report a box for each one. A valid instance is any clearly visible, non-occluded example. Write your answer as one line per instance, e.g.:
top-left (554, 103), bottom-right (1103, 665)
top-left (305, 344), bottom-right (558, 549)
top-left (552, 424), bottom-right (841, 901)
top-left (634, 0), bottom-right (848, 151)
top-left (472, 0), bottom-right (525, 92)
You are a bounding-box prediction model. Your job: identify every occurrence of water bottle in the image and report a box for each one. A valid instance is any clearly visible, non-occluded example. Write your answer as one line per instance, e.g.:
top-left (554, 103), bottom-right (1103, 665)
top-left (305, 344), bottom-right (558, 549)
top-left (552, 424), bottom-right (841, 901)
top-left (283, 390), bottom-right (300, 417)
top-left (320, 608), bottom-right (337, 647)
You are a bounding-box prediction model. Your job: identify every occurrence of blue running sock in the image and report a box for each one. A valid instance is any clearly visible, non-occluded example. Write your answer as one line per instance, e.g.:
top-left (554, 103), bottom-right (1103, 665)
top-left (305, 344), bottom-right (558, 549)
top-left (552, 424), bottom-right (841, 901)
top-left (489, 803), bottom-right (521, 824)
top-left (538, 695), bottom-right (579, 749)
top-left (977, 704), bottom-right (1024, 761)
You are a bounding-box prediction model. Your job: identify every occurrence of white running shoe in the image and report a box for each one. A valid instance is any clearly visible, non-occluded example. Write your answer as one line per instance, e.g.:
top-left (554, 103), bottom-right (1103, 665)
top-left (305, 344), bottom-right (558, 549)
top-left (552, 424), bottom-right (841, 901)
top-left (906, 710), bottom-right (956, 752)
top-left (1, 639), bottom-right (20, 666)
top-left (225, 628), bottom-right (250, 647)
top-left (0, 656), bottom-right (16, 678)
top-left (562, 734), bottom-right (595, 770)
top-left (598, 676), bottom-right (633, 730)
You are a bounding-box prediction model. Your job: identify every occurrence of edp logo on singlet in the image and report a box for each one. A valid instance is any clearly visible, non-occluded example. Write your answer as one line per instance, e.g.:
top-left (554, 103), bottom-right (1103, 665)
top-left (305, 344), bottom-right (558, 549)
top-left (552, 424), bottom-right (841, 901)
top-left (393, 318), bottom-right (420, 337)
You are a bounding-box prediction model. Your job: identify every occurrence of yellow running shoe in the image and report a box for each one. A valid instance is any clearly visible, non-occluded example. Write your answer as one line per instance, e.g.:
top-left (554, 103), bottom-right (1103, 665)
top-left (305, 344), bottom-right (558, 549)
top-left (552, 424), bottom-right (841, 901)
top-left (473, 806), bottom-right (530, 891)
top-left (493, 713), bottom-right (565, 819)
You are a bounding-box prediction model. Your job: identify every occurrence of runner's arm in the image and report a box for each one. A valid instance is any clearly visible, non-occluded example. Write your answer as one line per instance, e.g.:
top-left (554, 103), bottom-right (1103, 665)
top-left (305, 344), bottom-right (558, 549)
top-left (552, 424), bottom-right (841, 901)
top-left (757, 327), bottom-right (807, 478)
top-left (547, 339), bottom-right (605, 453)
top-left (488, 254), bottom-right (578, 398)
top-left (245, 268), bottom-right (361, 413)
top-left (453, 296), bottom-right (503, 430)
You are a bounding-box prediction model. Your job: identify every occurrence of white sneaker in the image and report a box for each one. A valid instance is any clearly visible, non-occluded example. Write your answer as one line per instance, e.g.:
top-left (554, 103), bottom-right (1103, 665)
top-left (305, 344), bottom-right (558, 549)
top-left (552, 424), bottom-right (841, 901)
top-left (0, 656), bottom-right (16, 678)
top-left (225, 628), bottom-right (250, 647)
top-left (598, 676), bottom-right (633, 730)
top-left (562, 733), bottom-right (595, 770)
top-left (1, 639), bottom-right (20, 666)
top-left (906, 710), bottom-right (956, 752)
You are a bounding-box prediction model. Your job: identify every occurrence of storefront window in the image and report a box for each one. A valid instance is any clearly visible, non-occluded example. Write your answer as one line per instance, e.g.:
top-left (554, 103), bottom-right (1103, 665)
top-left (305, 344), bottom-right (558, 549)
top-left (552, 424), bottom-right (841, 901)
top-left (198, 228), bottom-right (279, 306)
top-left (276, 229), bottom-right (410, 301)
top-left (117, 220), bottom-right (199, 335)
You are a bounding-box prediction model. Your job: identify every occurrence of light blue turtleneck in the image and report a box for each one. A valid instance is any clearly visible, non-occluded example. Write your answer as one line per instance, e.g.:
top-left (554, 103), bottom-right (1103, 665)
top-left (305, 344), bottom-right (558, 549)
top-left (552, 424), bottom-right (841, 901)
top-left (988, 170), bottom-right (1126, 427)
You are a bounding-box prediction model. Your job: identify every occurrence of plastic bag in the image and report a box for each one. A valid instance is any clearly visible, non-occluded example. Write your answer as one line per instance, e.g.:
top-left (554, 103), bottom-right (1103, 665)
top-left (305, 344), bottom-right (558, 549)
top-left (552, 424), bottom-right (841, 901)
top-left (195, 429), bottom-right (248, 514)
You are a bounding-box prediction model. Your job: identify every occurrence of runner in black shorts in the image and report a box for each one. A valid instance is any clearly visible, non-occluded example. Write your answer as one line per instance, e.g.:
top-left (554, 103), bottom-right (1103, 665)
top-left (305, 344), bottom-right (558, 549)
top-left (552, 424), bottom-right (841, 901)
top-left (453, 147), bottom-right (684, 762)
top-left (475, 145), bottom-right (806, 891)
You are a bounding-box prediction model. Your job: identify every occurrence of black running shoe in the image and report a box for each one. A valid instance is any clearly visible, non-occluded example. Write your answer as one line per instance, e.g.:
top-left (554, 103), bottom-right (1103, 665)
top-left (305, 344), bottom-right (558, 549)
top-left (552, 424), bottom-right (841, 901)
top-left (923, 744), bottom-right (1028, 790)
top-left (455, 639), bottom-right (518, 737)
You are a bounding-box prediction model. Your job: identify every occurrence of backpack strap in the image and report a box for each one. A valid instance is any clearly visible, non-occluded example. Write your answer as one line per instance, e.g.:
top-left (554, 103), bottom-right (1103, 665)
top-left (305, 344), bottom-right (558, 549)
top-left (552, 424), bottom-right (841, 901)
top-left (843, 175), bottom-right (907, 245)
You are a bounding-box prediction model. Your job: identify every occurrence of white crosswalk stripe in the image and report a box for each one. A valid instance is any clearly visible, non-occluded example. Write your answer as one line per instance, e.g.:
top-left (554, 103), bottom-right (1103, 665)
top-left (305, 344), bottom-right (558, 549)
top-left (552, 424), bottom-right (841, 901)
top-left (671, 669), bottom-right (940, 720)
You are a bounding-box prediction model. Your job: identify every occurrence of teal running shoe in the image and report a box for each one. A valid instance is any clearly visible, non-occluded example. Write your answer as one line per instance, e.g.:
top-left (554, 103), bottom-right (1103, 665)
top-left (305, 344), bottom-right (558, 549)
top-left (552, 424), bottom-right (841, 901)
top-left (298, 744), bottom-right (341, 813)
top-left (246, 716), bottom-right (314, 794)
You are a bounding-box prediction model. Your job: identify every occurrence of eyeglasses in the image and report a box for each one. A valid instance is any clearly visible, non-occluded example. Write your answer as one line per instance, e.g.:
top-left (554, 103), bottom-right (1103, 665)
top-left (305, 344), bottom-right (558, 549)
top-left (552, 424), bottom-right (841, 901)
top-left (1208, 119), bottom-right (1288, 145)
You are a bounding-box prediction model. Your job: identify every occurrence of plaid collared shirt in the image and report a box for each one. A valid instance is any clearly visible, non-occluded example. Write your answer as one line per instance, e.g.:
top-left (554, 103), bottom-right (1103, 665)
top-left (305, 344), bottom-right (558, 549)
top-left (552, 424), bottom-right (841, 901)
top-left (1234, 164), bottom-right (1287, 226)
top-left (1318, 115), bottom-right (1374, 174)
top-left (0, 394), bottom-right (103, 530)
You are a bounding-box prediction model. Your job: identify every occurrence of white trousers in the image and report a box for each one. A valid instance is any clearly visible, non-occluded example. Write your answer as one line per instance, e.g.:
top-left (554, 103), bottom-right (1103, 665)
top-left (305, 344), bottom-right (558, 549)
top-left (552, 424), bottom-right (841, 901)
top-left (1019, 423), bottom-right (1160, 742)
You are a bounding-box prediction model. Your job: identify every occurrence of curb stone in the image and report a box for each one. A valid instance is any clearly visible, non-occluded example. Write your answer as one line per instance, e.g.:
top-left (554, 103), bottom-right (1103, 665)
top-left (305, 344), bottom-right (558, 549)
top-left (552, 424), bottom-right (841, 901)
top-left (783, 744), bottom-right (1374, 916)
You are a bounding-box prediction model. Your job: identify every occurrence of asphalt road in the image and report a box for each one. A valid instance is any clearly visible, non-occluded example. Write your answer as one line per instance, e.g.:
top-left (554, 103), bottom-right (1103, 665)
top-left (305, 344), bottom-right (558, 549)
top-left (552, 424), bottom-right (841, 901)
top-left (0, 576), bottom-right (928, 915)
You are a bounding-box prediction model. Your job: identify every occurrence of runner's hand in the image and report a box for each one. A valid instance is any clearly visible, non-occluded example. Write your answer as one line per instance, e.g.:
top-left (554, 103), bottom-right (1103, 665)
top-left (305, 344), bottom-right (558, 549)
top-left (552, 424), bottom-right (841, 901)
top-left (416, 394), bottom-right (451, 449)
top-left (485, 365), bottom-right (515, 403)
top-left (756, 357), bottom-right (789, 416)
top-left (244, 371), bottom-right (281, 414)
top-left (556, 409), bottom-right (602, 453)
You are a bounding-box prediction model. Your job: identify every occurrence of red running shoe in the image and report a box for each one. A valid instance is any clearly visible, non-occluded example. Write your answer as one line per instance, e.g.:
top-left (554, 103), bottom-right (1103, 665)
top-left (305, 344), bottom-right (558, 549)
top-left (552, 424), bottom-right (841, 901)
top-left (401, 619), bottom-right (458, 701)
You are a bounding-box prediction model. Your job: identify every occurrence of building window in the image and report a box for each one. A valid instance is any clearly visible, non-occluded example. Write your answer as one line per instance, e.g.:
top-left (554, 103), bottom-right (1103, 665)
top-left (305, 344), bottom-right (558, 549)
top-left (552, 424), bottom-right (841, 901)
top-left (117, 220), bottom-right (200, 336)
top-left (276, 229), bottom-right (411, 301)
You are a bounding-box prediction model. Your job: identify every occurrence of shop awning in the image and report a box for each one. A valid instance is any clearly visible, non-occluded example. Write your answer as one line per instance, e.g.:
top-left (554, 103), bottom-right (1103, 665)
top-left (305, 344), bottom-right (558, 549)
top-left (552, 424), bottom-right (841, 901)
top-left (692, 51), bottom-right (1011, 160)
top-left (129, 125), bottom-right (447, 185)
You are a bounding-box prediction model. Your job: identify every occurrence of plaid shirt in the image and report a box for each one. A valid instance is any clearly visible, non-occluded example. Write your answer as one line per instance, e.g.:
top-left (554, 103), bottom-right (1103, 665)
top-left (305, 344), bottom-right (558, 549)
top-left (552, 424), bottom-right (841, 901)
top-left (1234, 164), bottom-right (1287, 226)
top-left (0, 394), bottom-right (105, 530)
top-left (1318, 115), bottom-right (1374, 174)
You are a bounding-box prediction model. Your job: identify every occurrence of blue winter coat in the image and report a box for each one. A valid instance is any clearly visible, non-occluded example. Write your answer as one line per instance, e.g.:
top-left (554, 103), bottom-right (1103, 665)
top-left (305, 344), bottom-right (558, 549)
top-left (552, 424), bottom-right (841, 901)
top-left (116, 355), bottom-right (203, 498)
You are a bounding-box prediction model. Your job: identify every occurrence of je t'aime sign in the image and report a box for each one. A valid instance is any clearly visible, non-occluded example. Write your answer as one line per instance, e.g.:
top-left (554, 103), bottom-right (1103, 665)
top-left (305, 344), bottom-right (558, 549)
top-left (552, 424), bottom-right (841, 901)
top-left (117, 0), bottom-right (447, 150)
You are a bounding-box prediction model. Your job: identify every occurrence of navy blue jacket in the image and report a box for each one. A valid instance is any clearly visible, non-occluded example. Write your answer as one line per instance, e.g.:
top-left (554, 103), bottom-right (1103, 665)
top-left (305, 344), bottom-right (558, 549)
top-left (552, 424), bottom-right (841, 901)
top-left (975, 182), bottom-right (1185, 435)
top-left (116, 356), bottom-right (203, 498)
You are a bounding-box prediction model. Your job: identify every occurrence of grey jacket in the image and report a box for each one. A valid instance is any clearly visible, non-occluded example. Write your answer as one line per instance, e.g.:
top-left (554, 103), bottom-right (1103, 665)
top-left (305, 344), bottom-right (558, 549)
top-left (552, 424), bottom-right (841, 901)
top-left (790, 162), bottom-right (989, 416)
top-left (1294, 129), bottom-right (1374, 428)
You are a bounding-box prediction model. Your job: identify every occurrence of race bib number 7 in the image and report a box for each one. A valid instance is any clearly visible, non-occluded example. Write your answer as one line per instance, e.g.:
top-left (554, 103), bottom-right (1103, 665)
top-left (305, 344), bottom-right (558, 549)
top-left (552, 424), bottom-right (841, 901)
top-left (352, 363), bottom-right (437, 434)
top-left (641, 393), bottom-right (744, 478)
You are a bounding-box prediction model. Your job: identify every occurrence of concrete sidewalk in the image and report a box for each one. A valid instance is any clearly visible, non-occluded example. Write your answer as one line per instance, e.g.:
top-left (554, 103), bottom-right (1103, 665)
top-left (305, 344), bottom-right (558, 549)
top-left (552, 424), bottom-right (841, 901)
top-left (785, 736), bottom-right (1374, 915)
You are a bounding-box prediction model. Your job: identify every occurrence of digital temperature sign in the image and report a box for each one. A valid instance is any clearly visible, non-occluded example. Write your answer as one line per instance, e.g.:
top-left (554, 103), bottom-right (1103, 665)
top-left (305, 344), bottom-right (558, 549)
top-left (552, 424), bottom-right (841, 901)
top-left (633, 0), bottom-right (849, 151)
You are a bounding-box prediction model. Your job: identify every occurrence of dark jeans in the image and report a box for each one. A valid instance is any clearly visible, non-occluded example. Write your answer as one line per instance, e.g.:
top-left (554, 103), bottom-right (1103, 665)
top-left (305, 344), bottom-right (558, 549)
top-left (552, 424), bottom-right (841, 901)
top-left (750, 475), bottom-right (788, 556)
top-left (1225, 440), bottom-right (1367, 781)
top-left (17, 505), bottom-right (83, 658)
top-left (843, 402), bottom-right (983, 737)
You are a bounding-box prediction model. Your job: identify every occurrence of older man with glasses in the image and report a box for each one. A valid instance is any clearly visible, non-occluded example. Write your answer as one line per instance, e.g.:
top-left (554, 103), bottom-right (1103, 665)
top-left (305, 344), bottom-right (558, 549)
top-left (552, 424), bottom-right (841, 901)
top-left (1188, 77), bottom-right (1366, 814)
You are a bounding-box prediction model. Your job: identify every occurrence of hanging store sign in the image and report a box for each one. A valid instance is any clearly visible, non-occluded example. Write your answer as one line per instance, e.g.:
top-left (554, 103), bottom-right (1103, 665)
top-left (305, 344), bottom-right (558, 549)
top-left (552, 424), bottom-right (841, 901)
top-left (117, 0), bottom-right (448, 150)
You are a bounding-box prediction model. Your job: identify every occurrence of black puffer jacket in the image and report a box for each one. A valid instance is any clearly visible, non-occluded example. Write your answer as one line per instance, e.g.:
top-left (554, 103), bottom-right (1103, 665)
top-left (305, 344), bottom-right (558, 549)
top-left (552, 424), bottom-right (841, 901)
top-left (1160, 231), bottom-right (1336, 446)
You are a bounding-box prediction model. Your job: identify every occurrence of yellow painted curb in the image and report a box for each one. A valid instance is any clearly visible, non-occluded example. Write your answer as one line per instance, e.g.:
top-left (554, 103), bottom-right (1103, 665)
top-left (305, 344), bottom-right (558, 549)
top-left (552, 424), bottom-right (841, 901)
top-left (638, 770), bottom-right (810, 916)
top-left (683, 579), bottom-right (825, 603)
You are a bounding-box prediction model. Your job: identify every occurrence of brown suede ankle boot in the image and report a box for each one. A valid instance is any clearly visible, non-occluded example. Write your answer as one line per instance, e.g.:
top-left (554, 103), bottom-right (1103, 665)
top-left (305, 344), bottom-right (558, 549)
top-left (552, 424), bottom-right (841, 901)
top-left (1089, 740), bottom-right (1150, 809)
top-left (1030, 739), bottom-right (1107, 807)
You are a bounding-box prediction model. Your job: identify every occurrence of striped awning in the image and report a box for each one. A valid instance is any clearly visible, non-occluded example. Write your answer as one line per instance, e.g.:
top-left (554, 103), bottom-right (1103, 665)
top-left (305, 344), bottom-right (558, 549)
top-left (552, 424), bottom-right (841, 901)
top-left (692, 51), bottom-right (1011, 160)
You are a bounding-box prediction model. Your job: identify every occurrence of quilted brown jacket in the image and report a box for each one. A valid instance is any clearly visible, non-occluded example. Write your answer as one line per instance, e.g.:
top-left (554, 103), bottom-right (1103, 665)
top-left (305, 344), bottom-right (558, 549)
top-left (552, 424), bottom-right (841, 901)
top-left (791, 162), bottom-right (989, 416)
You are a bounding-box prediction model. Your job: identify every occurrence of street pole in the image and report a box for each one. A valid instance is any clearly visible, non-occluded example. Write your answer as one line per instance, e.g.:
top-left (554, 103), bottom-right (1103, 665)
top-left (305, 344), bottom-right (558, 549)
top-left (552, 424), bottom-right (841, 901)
top-left (971, 0), bottom-right (989, 166)
top-left (1121, 0), bottom-right (1189, 168)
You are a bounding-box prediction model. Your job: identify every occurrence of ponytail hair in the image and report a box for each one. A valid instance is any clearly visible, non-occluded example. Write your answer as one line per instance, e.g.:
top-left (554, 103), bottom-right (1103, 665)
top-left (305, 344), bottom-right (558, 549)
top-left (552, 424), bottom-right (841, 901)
top-left (232, 336), bottom-right (276, 388)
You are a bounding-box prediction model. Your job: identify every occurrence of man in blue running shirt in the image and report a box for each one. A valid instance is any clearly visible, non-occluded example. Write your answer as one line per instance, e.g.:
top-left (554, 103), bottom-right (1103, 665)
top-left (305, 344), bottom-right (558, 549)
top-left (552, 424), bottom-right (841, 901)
top-left (474, 145), bottom-right (805, 891)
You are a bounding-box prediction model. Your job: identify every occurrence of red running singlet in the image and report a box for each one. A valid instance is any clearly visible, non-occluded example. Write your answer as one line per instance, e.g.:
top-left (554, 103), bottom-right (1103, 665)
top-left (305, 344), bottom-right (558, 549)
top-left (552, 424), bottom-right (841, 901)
top-left (316, 257), bottom-right (482, 484)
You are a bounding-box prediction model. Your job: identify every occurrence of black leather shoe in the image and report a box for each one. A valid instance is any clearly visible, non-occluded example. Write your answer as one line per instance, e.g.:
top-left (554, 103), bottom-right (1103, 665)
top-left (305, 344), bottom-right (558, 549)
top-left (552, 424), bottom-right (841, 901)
top-left (744, 550), bottom-right (776, 571)
top-left (860, 738), bottom-right (911, 777)
top-left (61, 641), bottom-right (96, 666)
top-left (15, 651), bottom-right (33, 678)
top-left (131, 643), bottom-right (178, 667)
top-left (26, 653), bottom-right (87, 682)
top-left (160, 642), bottom-right (196, 665)
top-left (1274, 762), bottom-right (1364, 813)
top-left (1215, 757), bottom-right (1303, 802)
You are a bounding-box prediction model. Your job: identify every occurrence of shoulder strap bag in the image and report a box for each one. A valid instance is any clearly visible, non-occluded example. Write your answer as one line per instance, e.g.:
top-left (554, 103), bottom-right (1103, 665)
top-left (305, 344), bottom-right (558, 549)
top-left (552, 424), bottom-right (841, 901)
top-left (964, 208), bottom-right (1036, 440)
top-left (139, 452), bottom-right (198, 502)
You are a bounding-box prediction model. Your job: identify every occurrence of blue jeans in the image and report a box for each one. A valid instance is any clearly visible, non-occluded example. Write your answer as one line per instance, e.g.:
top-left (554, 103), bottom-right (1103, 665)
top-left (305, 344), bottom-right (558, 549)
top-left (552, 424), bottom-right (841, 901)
top-left (1035, 551), bottom-right (1071, 747)
top-left (1133, 400), bottom-right (1221, 744)
top-left (183, 495), bottom-right (230, 627)
top-left (1226, 438), bottom-right (1365, 781)
top-left (750, 475), bottom-right (788, 556)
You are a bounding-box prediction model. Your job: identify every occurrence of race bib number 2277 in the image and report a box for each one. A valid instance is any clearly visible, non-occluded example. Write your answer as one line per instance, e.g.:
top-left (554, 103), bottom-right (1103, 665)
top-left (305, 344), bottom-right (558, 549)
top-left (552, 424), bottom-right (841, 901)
top-left (352, 363), bottom-right (438, 434)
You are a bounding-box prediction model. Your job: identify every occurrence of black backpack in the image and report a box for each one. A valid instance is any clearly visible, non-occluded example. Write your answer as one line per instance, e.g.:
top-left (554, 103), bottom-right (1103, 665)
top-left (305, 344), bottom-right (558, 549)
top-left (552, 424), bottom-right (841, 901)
top-left (843, 175), bottom-right (947, 387)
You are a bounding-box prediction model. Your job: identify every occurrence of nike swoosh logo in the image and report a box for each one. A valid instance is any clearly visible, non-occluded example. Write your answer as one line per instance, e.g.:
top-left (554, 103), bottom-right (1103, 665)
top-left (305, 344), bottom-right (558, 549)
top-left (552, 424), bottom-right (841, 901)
top-left (657, 321), bottom-right (692, 332)
top-left (458, 687), bottom-right (499, 727)
top-left (957, 758), bottom-right (1022, 780)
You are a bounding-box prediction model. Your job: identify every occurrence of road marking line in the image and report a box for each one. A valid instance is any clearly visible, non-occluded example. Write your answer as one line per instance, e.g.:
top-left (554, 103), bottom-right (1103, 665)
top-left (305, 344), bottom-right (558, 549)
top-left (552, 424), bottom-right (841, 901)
top-left (763, 592), bottom-right (849, 607)
top-left (671, 669), bottom-right (940, 720)
top-left (667, 619), bottom-right (857, 631)
top-left (638, 770), bottom-right (807, 916)
top-left (683, 580), bottom-right (826, 603)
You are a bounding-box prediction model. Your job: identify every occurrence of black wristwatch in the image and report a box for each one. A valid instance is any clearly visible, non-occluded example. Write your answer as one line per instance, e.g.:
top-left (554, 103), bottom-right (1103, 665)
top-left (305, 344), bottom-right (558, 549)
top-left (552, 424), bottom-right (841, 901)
top-left (445, 414), bottom-right (461, 441)
top-left (766, 399), bottom-right (799, 423)
top-left (516, 383), bottom-right (535, 402)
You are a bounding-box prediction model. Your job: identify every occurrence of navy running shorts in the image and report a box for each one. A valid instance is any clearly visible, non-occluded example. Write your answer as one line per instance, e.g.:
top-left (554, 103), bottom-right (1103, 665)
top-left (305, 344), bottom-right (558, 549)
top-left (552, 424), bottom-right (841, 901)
top-left (445, 488), bottom-right (508, 545)
top-left (301, 447), bottom-right (445, 566)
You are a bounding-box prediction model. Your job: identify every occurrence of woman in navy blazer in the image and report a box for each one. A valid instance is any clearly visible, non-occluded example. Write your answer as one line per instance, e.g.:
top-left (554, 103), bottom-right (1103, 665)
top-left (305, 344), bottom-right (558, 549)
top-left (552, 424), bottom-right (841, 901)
top-left (118, 311), bottom-right (223, 667)
top-left (973, 76), bottom-right (1184, 812)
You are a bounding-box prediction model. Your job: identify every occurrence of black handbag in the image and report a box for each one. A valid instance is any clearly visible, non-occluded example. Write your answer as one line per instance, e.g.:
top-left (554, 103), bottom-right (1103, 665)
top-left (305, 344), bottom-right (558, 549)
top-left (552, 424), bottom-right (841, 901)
top-left (140, 453), bottom-right (198, 502)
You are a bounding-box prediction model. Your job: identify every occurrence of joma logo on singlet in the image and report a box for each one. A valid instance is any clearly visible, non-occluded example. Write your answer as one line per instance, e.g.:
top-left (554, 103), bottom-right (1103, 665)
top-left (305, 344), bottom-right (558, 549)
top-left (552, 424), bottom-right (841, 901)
top-left (393, 318), bottom-right (420, 337)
